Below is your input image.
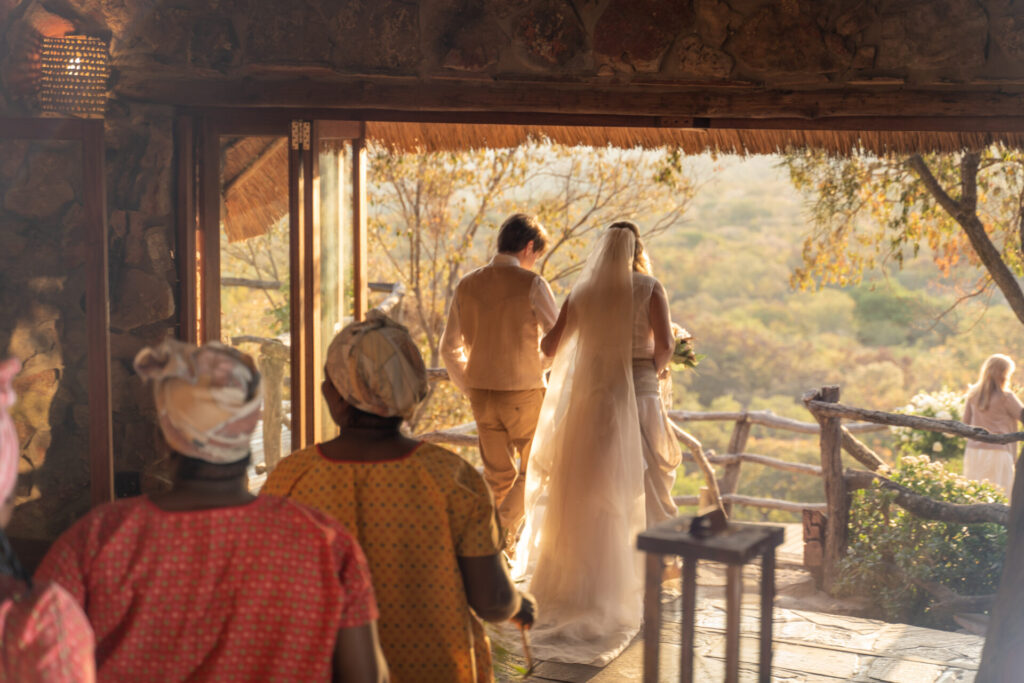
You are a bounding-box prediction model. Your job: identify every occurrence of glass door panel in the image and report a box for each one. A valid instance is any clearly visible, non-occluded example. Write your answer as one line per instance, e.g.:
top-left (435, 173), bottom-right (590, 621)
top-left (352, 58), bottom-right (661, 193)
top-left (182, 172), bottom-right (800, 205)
top-left (314, 133), bottom-right (353, 442)
top-left (216, 134), bottom-right (292, 476)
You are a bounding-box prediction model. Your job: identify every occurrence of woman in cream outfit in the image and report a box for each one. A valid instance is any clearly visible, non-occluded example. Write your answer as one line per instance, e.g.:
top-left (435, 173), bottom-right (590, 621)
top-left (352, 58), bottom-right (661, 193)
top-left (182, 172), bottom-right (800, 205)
top-left (963, 354), bottom-right (1024, 500)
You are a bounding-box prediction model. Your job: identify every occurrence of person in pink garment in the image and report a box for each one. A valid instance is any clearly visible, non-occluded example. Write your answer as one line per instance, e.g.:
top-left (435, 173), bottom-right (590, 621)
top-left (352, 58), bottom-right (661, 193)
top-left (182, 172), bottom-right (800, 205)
top-left (0, 357), bottom-right (95, 682)
top-left (963, 354), bottom-right (1024, 500)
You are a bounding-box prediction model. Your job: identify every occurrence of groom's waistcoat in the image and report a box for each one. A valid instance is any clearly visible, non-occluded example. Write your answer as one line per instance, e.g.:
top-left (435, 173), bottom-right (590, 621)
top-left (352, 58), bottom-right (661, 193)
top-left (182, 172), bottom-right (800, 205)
top-left (455, 264), bottom-right (546, 391)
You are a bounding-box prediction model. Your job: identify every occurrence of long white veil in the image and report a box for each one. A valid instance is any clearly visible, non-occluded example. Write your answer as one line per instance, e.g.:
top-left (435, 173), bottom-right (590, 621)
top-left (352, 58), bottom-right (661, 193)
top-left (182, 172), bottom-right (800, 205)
top-left (512, 227), bottom-right (646, 665)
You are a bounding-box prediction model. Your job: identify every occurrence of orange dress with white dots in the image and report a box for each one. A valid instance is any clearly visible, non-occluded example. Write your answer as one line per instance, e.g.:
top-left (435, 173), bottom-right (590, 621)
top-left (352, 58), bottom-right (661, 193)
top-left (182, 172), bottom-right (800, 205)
top-left (263, 442), bottom-right (502, 683)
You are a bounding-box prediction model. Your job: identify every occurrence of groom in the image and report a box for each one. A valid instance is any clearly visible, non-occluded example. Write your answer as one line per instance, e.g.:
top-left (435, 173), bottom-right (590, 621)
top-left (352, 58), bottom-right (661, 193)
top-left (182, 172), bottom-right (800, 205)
top-left (441, 213), bottom-right (558, 551)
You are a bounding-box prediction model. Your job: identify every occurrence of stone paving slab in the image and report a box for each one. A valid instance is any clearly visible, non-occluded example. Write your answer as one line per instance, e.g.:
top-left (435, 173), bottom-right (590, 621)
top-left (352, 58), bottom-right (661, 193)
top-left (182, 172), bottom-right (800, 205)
top-left (494, 601), bottom-right (983, 682)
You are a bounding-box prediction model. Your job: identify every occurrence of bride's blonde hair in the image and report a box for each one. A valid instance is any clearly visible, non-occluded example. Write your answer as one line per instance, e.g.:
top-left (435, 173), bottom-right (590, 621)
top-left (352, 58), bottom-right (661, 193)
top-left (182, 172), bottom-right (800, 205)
top-left (608, 221), bottom-right (652, 275)
top-left (968, 354), bottom-right (1016, 410)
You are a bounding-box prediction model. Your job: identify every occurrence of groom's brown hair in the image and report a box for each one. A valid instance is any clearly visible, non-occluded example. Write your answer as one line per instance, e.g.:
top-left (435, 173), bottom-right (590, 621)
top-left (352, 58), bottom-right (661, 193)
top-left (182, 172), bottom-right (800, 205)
top-left (497, 214), bottom-right (549, 255)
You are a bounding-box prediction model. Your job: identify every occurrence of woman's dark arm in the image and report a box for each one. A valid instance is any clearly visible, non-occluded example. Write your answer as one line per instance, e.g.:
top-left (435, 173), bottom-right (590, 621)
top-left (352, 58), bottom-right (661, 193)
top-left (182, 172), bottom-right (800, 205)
top-left (333, 621), bottom-right (389, 683)
top-left (457, 554), bottom-right (536, 626)
top-left (540, 299), bottom-right (570, 357)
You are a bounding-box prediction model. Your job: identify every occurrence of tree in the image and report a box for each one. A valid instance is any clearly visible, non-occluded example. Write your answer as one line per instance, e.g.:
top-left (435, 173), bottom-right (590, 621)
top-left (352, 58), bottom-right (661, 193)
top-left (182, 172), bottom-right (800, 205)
top-left (783, 146), bottom-right (1024, 324)
top-left (782, 145), bottom-right (1024, 680)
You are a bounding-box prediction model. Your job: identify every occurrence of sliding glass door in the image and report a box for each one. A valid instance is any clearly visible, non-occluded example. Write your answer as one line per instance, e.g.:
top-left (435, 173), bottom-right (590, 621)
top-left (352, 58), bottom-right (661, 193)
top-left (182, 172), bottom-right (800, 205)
top-left (189, 113), bottom-right (365, 475)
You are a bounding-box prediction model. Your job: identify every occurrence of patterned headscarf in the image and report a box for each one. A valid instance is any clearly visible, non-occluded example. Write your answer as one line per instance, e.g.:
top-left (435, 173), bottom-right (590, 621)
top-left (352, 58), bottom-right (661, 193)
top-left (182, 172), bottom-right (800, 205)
top-left (134, 341), bottom-right (262, 464)
top-left (325, 311), bottom-right (428, 420)
top-left (0, 358), bottom-right (21, 504)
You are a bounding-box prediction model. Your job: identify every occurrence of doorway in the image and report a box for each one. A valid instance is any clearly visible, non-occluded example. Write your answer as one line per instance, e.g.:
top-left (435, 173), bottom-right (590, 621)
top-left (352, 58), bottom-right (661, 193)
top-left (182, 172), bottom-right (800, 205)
top-left (182, 113), bottom-right (368, 465)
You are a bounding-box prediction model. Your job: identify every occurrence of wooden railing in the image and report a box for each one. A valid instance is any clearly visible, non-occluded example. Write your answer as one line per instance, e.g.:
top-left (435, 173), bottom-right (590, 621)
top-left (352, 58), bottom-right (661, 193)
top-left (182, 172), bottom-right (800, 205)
top-left (415, 368), bottom-right (887, 519)
top-left (803, 385), bottom-right (1016, 593)
top-left (404, 350), bottom-right (1022, 602)
top-left (664, 409), bottom-right (885, 516)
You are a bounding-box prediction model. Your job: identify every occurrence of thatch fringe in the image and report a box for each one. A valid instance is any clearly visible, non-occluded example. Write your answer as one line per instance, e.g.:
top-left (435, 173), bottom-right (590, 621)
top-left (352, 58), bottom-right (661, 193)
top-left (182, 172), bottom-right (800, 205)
top-left (365, 121), bottom-right (1024, 155)
top-left (221, 136), bottom-right (289, 243)
top-left (221, 122), bottom-right (1024, 243)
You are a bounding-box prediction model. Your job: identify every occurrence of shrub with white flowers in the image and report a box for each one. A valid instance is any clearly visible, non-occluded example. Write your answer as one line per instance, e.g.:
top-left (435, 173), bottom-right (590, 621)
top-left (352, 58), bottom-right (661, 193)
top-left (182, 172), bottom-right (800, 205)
top-left (836, 455), bottom-right (1006, 629)
top-left (892, 389), bottom-right (966, 461)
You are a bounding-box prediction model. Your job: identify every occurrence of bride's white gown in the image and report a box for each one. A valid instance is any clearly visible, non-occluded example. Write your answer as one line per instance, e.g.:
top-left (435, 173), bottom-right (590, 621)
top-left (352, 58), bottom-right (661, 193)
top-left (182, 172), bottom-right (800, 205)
top-left (513, 228), bottom-right (646, 666)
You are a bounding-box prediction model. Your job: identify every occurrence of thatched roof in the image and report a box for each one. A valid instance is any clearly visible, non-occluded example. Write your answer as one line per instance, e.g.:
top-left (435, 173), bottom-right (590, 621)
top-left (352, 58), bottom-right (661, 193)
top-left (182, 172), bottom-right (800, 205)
top-left (365, 121), bottom-right (1024, 155)
top-left (221, 121), bottom-right (1024, 243)
top-left (221, 136), bottom-right (288, 242)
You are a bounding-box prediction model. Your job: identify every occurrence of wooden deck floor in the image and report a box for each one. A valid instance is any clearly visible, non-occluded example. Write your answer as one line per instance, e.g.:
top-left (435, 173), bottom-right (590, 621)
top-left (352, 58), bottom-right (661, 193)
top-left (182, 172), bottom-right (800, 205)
top-left (493, 524), bottom-right (983, 682)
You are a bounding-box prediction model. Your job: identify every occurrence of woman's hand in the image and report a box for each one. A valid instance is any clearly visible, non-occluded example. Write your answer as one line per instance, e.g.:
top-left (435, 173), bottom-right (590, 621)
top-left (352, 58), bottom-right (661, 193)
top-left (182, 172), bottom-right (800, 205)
top-left (510, 590), bottom-right (537, 628)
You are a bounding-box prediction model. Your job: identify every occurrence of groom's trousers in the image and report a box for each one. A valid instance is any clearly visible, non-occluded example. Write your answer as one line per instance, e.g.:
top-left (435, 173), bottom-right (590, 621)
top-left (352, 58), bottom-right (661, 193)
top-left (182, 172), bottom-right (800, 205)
top-left (468, 387), bottom-right (545, 550)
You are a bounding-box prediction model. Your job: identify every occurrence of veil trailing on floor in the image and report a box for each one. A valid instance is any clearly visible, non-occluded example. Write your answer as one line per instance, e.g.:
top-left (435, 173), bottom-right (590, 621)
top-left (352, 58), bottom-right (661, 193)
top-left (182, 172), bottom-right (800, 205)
top-left (512, 227), bottom-right (646, 666)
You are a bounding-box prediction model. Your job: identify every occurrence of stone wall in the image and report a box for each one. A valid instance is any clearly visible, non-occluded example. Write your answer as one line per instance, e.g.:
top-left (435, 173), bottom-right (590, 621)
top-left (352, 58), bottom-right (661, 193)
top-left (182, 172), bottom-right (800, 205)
top-left (0, 138), bottom-right (91, 538)
top-left (62, 0), bottom-right (1024, 111)
top-left (1, 2), bottom-right (178, 538)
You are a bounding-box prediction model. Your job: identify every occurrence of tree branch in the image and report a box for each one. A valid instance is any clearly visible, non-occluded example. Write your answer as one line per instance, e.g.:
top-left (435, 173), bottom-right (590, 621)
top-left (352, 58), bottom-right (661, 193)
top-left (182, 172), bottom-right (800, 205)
top-left (910, 152), bottom-right (1024, 328)
top-left (907, 154), bottom-right (962, 217)
top-left (845, 469), bottom-right (1009, 525)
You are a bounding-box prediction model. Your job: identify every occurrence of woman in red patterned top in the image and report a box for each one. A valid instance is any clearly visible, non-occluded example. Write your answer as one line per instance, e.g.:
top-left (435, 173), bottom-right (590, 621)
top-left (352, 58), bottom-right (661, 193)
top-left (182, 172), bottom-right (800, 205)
top-left (36, 342), bottom-right (389, 682)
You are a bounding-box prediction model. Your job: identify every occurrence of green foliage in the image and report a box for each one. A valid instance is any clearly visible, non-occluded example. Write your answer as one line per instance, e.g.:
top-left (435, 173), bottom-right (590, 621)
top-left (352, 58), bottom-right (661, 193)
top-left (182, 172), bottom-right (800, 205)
top-left (268, 283), bottom-right (290, 335)
top-left (893, 389), bottom-right (966, 461)
top-left (782, 145), bottom-right (1024, 291)
top-left (837, 456), bottom-right (1006, 629)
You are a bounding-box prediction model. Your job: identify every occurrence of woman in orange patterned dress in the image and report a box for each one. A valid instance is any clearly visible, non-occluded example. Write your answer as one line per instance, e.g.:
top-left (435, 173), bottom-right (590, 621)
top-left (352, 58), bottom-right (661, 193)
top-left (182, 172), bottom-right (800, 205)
top-left (263, 312), bottom-right (535, 683)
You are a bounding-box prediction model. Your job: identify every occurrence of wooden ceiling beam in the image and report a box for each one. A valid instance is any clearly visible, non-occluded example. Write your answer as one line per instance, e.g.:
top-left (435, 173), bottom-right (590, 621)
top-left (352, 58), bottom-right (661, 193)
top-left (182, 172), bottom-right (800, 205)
top-left (119, 73), bottom-right (1024, 125)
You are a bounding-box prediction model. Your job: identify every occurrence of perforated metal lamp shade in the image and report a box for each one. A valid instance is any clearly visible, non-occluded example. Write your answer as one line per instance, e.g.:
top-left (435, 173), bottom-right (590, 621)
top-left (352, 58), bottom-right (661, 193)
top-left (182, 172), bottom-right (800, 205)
top-left (38, 35), bottom-right (110, 117)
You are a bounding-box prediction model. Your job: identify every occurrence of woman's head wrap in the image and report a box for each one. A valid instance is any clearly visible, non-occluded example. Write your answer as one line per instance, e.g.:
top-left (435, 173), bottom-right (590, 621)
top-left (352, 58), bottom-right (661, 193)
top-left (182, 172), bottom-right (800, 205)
top-left (134, 341), bottom-right (261, 464)
top-left (0, 358), bottom-right (21, 504)
top-left (325, 311), bottom-right (428, 420)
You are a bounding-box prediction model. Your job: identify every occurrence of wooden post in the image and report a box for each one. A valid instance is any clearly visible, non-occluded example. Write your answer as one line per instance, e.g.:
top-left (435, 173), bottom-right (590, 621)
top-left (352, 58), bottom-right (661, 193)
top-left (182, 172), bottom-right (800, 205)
top-left (642, 553), bottom-right (662, 683)
top-left (174, 115), bottom-right (197, 343)
top-left (719, 417), bottom-right (750, 517)
top-left (680, 559), bottom-right (697, 682)
top-left (258, 341), bottom-right (289, 472)
top-left (816, 386), bottom-right (847, 593)
top-left (759, 547), bottom-right (776, 683)
top-left (802, 509), bottom-right (826, 589)
top-left (979, 441), bottom-right (1024, 681)
top-left (724, 564), bottom-right (743, 683)
top-left (352, 127), bottom-right (368, 321)
top-left (83, 119), bottom-right (114, 506)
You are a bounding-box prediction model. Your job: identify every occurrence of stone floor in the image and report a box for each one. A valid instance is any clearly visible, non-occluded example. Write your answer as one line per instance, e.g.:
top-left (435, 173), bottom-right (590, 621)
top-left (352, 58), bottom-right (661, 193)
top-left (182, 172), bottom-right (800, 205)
top-left (493, 524), bottom-right (984, 682)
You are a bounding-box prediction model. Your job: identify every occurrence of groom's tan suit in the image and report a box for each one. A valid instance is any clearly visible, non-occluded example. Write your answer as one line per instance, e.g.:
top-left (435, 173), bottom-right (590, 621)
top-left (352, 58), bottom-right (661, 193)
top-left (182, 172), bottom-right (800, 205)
top-left (441, 253), bottom-right (558, 549)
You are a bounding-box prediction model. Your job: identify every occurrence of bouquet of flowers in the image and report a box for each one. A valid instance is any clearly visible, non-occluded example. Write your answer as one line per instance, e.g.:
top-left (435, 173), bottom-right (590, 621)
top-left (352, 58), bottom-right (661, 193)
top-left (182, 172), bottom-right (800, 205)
top-left (670, 323), bottom-right (703, 370)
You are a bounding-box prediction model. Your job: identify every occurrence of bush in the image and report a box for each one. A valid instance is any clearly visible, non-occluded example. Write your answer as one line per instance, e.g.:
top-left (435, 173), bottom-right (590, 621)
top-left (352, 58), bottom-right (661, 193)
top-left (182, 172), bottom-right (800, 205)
top-left (892, 389), bottom-right (966, 461)
top-left (836, 455), bottom-right (1007, 629)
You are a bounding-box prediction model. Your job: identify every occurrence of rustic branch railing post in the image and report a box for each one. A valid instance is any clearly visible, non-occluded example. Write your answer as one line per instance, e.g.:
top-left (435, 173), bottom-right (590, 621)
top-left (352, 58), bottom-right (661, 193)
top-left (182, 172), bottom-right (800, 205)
top-left (814, 386), bottom-right (848, 594)
top-left (258, 340), bottom-right (289, 473)
top-left (719, 416), bottom-right (750, 517)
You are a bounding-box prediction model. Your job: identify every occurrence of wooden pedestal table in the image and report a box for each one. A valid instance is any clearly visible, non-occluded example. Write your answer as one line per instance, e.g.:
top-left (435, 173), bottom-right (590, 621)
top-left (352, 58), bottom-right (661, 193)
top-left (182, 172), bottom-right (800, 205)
top-left (637, 518), bottom-right (785, 683)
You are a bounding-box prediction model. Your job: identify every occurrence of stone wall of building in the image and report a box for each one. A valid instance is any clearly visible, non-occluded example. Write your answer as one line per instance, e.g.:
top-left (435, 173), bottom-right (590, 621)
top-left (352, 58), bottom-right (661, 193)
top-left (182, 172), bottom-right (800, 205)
top-left (48, 0), bottom-right (1024, 102)
top-left (1, 2), bottom-right (178, 538)
top-left (0, 138), bottom-right (93, 538)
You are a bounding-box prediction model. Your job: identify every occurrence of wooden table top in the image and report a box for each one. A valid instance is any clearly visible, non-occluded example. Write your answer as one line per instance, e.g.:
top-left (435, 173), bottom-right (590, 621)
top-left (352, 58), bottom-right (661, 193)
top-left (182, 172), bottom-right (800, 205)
top-left (637, 517), bottom-right (785, 565)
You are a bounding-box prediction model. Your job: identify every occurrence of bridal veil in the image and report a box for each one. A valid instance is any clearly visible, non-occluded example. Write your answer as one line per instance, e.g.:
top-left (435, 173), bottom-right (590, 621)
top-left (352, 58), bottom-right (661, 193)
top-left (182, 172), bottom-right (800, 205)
top-left (512, 226), bottom-right (646, 665)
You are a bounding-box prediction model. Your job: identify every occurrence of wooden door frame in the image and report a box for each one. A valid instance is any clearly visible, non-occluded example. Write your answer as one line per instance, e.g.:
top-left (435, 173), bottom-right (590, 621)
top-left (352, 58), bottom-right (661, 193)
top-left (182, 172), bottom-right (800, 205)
top-left (1, 118), bottom-right (113, 507)
top-left (181, 111), bottom-right (366, 452)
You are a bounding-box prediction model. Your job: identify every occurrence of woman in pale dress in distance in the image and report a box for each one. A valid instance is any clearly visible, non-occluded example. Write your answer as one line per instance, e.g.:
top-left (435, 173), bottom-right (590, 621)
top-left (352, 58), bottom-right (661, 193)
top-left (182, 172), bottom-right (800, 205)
top-left (511, 222), bottom-right (679, 666)
top-left (963, 354), bottom-right (1024, 501)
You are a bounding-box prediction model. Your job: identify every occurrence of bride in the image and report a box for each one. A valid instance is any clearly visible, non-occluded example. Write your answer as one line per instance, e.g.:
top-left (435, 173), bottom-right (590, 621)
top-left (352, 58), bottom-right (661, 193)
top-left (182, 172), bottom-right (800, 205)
top-left (512, 223), bottom-right (660, 666)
